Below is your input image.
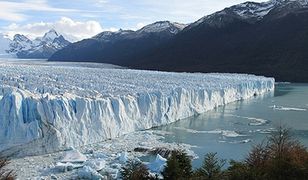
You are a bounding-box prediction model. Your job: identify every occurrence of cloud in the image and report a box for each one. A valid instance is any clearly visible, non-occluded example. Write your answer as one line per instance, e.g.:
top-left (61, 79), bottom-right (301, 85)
top-left (0, 0), bottom-right (78, 22)
top-left (3, 17), bottom-right (107, 42)
top-left (0, 0), bottom-right (268, 41)
top-left (121, 0), bottom-right (265, 23)
top-left (136, 23), bottom-right (146, 30)
top-left (82, 0), bottom-right (266, 30)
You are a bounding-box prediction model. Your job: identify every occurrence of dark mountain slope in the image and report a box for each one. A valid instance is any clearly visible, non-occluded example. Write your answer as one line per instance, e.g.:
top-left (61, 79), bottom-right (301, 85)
top-left (128, 6), bottom-right (308, 82)
top-left (49, 0), bottom-right (308, 82)
top-left (49, 21), bottom-right (186, 65)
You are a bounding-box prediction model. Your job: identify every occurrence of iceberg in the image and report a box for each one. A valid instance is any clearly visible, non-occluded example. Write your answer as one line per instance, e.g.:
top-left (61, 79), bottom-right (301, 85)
top-left (84, 159), bottom-right (106, 171)
top-left (61, 149), bottom-right (87, 163)
top-left (270, 105), bottom-right (307, 112)
top-left (77, 166), bottom-right (105, 180)
top-left (174, 127), bottom-right (246, 138)
top-left (0, 62), bottom-right (275, 156)
top-left (147, 154), bottom-right (167, 173)
top-left (117, 152), bottom-right (129, 163)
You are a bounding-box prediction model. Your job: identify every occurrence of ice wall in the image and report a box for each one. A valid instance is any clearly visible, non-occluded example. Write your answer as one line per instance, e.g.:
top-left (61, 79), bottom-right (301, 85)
top-left (0, 63), bottom-right (275, 156)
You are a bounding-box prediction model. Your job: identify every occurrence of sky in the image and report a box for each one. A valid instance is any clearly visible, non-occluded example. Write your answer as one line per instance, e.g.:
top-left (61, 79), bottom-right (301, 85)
top-left (0, 0), bottom-right (265, 41)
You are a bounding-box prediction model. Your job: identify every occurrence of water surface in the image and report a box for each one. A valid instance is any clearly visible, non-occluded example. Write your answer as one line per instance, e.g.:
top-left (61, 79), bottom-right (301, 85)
top-left (155, 83), bottom-right (308, 168)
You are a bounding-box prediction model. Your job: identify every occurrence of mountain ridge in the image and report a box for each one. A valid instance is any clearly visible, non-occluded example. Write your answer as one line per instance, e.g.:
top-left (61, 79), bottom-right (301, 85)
top-left (49, 21), bottom-right (186, 64)
top-left (127, 0), bottom-right (308, 82)
top-left (49, 0), bottom-right (308, 82)
top-left (1, 29), bottom-right (71, 59)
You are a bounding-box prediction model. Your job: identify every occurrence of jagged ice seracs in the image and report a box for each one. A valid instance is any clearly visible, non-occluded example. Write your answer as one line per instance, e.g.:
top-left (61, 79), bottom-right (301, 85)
top-left (0, 62), bottom-right (275, 156)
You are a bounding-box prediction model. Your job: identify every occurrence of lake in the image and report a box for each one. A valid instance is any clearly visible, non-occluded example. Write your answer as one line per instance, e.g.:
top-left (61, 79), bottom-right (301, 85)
top-left (155, 83), bottom-right (308, 168)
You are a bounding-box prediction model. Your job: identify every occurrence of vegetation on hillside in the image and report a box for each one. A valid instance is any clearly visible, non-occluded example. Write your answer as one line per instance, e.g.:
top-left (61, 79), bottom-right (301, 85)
top-left (121, 126), bottom-right (308, 180)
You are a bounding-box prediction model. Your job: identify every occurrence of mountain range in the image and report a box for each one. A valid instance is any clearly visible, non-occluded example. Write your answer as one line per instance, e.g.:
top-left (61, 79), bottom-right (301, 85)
top-left (50, 21), bottom-right (186, 65)
top-left (0, 29), bottom-right (70, 59)
top-left (50, 0), bottom-right (308, 82)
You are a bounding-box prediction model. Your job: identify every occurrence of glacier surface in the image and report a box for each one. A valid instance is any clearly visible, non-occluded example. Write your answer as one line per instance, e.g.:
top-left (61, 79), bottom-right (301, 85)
top-left (0, 62), bottom-right (275, 156)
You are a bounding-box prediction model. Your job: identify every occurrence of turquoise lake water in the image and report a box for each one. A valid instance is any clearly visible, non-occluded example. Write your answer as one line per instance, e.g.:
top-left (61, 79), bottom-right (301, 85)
top-left (155, 83), bottom-right (308, 168)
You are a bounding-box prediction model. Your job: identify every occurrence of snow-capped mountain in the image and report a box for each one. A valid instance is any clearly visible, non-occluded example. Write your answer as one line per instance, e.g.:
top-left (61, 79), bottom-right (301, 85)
top-left (6, 29), bottom-right (70, 59)
top-left (127, 0), bottom-right (308, 82)
top-left (49, 0), bottom-right (308, 82)
top-left (49, 21), bottom-right (186, 63)
top-left (92, 29), bottom-right (135, 42)
top-left (41, 29), bottom-right (60, 42)
top-left (8, 34), bottom-right (33, 54)
top-left (92, 21), bottom-right (187, 42)
top-left (192, 0), bottom-right (308, 27)
top-left (137, 21), bottom-right (187, 34)
top-left (0, 34), bottom-right (13, 58)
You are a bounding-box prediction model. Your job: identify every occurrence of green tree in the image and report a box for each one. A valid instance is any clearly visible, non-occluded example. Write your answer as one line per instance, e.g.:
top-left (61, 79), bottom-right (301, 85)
top-left (162, 150), bottom-right (192, 180)
top-left (194, 152), bottom-right (225, 180)
top-left (227, 160), bottom-right (252, 180)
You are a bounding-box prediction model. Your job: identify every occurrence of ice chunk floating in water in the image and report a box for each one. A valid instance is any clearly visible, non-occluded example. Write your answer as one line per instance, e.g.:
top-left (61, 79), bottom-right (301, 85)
top-left (173, 127), bottom-right (246, 138)
top-left (270, 105), bottom-right (307, 112)
top-left (226, 114), bottom-right (269, 126)
top-left (0, 62), bottom-right (275, 156)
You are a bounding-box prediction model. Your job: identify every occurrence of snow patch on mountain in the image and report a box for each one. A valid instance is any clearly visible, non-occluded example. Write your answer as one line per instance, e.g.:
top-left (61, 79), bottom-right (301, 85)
top-left (0, 34), bottom-right (14, 58)
top-left (92, 21), bottom-right (186, 43)
top-left (41, 29), bottom-right (60, 43)
top-left (192, 0), bottom-right (308, 27)
top-left (8, 34), bottom-right (33, 53)
top-left (138, 21), bottom-right (187, 34)
top-left (233, 1), bottom-right (277, 19)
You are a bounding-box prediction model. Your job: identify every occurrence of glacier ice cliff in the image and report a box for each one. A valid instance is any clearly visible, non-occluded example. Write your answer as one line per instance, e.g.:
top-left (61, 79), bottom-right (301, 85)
top-left (0, 62), bottom-right (275, 156)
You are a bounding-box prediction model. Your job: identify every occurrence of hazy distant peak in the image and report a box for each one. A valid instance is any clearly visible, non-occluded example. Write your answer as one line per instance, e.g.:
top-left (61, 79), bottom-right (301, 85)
top-left (42, 29), bottom-right (61, 42)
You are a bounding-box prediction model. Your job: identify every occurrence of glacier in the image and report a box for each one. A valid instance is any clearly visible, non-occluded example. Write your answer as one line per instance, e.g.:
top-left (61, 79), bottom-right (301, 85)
top-left (0, 62), bottom-right (275, 156)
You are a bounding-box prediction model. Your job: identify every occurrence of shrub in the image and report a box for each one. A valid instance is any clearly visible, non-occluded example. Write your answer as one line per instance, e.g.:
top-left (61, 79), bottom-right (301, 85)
top-left (121, 160), bottom-right (151, 180)
top-left (266, 126), bottom-right (308, 180)
top-left (244, 142), bottom-right (269, 179)
top-left (227, 126), bottom-right (308, 180)
top-left (0, 156), bottom-right (15, 180)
